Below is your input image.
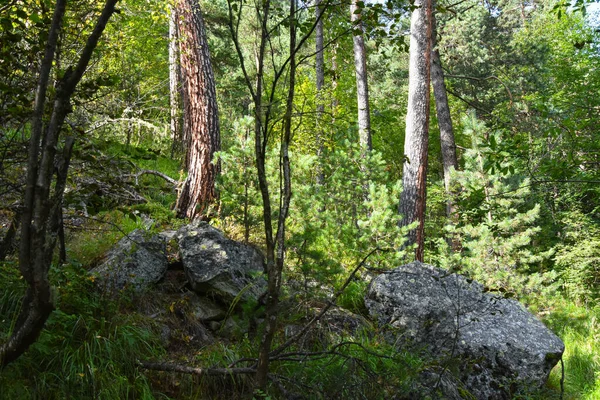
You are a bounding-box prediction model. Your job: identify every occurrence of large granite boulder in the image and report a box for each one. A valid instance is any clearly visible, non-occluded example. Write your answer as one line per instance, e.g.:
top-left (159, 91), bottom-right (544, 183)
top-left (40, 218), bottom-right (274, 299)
top-left (365, 261), bottom-right (564, 399)
top-left (91, 230), bottom-right (168, 293)
top-left (177, 222), bottom-right (266, 303)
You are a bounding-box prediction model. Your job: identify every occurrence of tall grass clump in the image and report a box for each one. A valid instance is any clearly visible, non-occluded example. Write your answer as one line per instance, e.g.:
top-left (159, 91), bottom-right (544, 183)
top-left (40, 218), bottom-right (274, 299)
top-left (0, 262), bottom-right (164, 399)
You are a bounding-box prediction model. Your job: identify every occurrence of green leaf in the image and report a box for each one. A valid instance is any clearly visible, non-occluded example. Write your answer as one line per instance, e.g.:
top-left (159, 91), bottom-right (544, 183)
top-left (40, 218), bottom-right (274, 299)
top-left (489, 135), bottom-right (497, 150)
top-left (30, 13), bottom-right (42, 23)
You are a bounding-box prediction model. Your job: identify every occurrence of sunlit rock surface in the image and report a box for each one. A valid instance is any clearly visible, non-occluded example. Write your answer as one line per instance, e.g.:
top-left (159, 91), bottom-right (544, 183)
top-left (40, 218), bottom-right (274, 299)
top-left (366, 261), bottom-right (564, 399)
top-left (177, 222), bottom-right (266, 303)
top-left (91, 229), bottom-right (168, 293)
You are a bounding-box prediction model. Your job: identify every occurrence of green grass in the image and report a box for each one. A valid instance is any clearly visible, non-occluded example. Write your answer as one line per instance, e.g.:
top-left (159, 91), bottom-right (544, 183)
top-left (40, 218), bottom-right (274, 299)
top-left (0, 262), bottom-right (165, 400)
top-left (66, 209), bottom-right (151, 266)
top-left (542, 300), bottom-right (600, 399)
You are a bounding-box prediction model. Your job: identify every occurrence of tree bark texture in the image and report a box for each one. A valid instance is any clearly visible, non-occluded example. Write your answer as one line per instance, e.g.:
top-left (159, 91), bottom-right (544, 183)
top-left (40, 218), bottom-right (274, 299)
top-left (1, 0), bottom-right (117, 368)
top-left (169, 6), bottom-right (184, 157)
top-left (350, 0), bottom-right (372, 153)
top-left (399, 0), bottom-right (433, 262)
top-left (431, 12), bottom-right (458, 217)
top-left (175, 0), bottom-right (221, 220)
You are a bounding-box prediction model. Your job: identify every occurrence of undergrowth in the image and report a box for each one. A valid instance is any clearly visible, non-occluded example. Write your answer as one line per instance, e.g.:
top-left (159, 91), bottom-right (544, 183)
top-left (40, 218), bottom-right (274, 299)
top-left (542, 300), bottom-right (600, 399)
top-left (0, 262), bottom-right (164, 399)
top-left (3, 137), bottom-right (598, 399)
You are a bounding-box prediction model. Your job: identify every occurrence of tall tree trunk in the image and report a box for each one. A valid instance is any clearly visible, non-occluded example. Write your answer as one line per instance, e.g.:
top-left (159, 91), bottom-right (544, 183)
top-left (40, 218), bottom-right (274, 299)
top-left (431, 12), bottom-right (458, 217)
top-left (1, 0), bottom-right (117, 368)
top-left (315, 0), bottom-right (325, 184)
top-left (350, 0), bottom-right (372, 153)
top-left (175, 0), bottom-right (221, 220)
top-left (431, 11), bottom-right (459, 250)
top-left (399, 0), bottom-right (433, 262)
top-left (169, 6), bottom-right (184, 158)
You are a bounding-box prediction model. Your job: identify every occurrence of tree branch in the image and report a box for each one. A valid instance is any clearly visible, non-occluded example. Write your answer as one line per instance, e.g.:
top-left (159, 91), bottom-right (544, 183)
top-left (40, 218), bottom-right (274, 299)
top-left (140, 361), bottom-right (255, 376)
top-left (269, 248), bottom-right (386, 358)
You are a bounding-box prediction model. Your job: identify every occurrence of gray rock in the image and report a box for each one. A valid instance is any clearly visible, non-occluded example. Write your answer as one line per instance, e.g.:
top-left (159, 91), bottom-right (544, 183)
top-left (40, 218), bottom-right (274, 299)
top-left (317, 307), bottom-right (370, 337)
top-left (366, 261), bottom-right (564, 400)
top-left (159, 324), bottom-right (172, 347)
top-left (158, 229), bottom-right (178, 242)
top-left (90, 230), bottom-right (168, 293)
top-left (190, 296), bottom-right (227, 322)
top-left (282, 306), bottom-right (370, 352)
top-left (177, 222), bottom-right (266, 303)
top-left (215, 317), bottom-right (243, 338)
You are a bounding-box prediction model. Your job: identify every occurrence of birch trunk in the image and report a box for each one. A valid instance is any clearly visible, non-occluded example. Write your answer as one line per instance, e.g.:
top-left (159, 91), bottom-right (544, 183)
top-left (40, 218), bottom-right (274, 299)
top-left (169, 6), bottom-right (184, 157)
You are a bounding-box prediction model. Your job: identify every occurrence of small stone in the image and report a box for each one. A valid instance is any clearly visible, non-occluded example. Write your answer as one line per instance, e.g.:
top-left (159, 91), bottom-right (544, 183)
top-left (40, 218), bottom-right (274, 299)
top-left (190, 296), bottom-right (226, 322)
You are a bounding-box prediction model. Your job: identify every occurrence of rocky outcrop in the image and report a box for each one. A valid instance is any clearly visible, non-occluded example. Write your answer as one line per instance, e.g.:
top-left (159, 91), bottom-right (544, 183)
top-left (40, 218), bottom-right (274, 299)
top-left (90, 223), bottom-right (266, 308)
top-left (91, 229), bottom-right (168, 293)
top-left (177, 222), bottom-right (266, 303)
top-left (365, 261), bottom-right (564, 399)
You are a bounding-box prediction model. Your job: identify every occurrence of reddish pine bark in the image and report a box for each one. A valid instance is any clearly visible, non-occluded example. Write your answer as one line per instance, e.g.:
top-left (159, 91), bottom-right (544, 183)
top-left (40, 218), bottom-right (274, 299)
top-left (175, 0), bottom-right (221, 220)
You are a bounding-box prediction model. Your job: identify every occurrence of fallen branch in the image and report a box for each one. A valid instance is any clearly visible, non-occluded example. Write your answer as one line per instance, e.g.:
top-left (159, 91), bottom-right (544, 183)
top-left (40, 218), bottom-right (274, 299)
top-left (139, 361), bottom-right (255, 377)
top-left (130, 169), bottom-right (179, 186)
top-left (274, 341), bottom-right (397, 363)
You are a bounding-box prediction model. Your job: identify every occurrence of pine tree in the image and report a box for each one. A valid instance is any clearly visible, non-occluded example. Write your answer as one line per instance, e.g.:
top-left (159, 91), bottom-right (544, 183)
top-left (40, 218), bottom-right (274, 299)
top-left (447, 113), bottom-right (553, 294)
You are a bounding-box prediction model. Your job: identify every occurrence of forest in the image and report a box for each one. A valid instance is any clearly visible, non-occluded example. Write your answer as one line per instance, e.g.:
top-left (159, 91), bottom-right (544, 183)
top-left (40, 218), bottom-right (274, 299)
top-left (0, 0), bottom-right (599, 398)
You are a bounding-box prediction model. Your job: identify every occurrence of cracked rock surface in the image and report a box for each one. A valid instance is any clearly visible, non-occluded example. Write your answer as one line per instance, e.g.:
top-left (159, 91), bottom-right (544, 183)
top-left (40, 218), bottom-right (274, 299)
top-left (177, 222), bottom-right (266, 304)
top-left (366, 261), bottom-right (564, 399)
top-left (91, 229), bottom-right (168, 293)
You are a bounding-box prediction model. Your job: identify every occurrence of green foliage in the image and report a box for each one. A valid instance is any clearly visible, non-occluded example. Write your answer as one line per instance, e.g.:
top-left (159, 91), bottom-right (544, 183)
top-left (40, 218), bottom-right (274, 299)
top-left (542, 300), bottom-right (600, 399)
top-left (0, 0), bottom-right (48, 123)
top-left (436, 114), bottom-right (556, 296)
top-left (83, 0), bottom-right (171, 148)
top-left (0, 262), bottom-right (164, 399)
top-left (217, 127), bottom-right (410, 279)
top-left (337, 280), bottom-right (369, 315)
top-left (289, 141), bottom-right (409, 279)
top-left (554, 211), bottom-right (600, 304)
top-left (214, 116), bottom-right (263, 241)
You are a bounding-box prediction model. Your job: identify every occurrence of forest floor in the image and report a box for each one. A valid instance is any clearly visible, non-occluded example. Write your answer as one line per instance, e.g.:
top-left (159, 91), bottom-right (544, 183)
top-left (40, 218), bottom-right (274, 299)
top-left (0, 141), bottom-right (598, 399)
